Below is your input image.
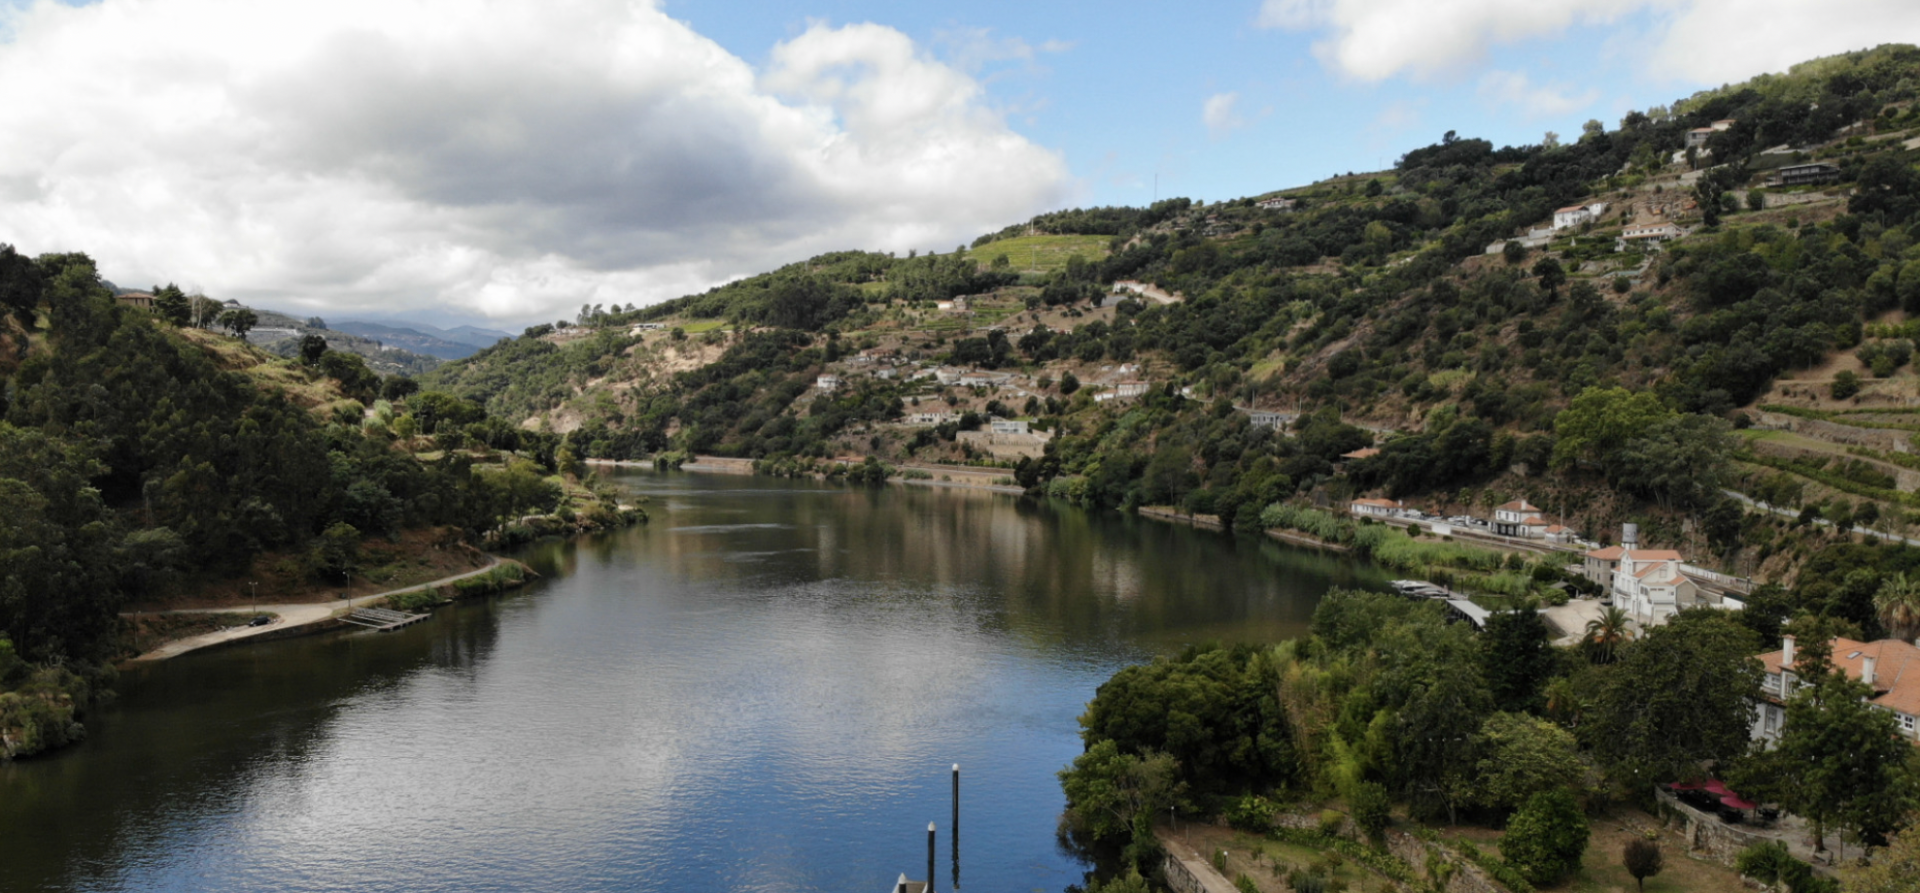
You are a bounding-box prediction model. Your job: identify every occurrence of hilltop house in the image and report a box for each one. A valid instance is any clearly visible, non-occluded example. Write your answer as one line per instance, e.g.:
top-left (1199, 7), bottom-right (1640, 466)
top-left (1492, 499), bottom-right (1549, 537)
top-left (1257, 197), bottom-right (1296, 212)
top-left (815, 374), bottom-right (842, 392)
top-left (116, 291), bottom-right (155, 311)
top-left (989, 419), bottom-right (1030, 435)
top-left (1114, 380), bottom-right (1149, 399)
top-left (934, 297), bottom-right (969, 312)
top-left (1752, 635), bottom-right (1920, 746)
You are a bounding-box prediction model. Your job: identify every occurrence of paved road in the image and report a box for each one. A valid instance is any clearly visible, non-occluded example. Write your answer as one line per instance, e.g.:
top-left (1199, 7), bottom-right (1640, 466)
top-left (124, 557), bottom-right (505, 663)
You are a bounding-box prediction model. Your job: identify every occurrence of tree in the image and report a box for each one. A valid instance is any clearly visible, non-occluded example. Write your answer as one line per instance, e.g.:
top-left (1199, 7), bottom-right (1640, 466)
top-left (298, 333), bottom-right (328, 365)
top-left (1610, 414), bottom-right (1737, 512)
top-left (152, 283), bottom-right (191, 327)
top-left (1058, 739), bottom-right (1185, 848)
top-left (216, 307), bottom-right (257, 338)
top-left (1500, 789), bottom-right (1589, 885)
top-left (1502, 240), bottom-right (1526, 265)
top-left (0, 244), bottom-right (44, 326)
top-left (1586, 611), bottom-right (1761, 786)
top-left (305, 522), bottom-right (361, 585)
top-left (1736, 634), bottom-right (1919, 852)
top-left (1474, 712), bottom-right (1588, 812)
top-left (1060, 371), bottom-right (1080, 395)
top-left (1552, 387), bottom-right (1675, 471)
top-left (1581, 119), bottom-right (1605, 141)
top-left (1483, 608), bottom-right (1556, 712)
top-left (1875, 572), bottom-right (1920, 640)
top-left (1532, 256), bottom-right (1566, 295)
top-left (1622, 838), bottom-right (1663, 891)
top-left (1833, 370), bottom-right (1862, 400)
top-left (1841, 821), bottom-right (1920, 893)
top-left (1583, 605), bottom-right (1634, 664)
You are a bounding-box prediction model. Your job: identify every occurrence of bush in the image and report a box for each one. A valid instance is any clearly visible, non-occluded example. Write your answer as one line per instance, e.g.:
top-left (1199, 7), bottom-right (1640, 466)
top-left (1500, 789), bottom-right (1589, 885)
top-left (1349, 781), bottom-right (1392, 837)
top-left (1622, 838), bottom-right (1663, 891)
top-left (1224, 794), bottom-right (1276, 833)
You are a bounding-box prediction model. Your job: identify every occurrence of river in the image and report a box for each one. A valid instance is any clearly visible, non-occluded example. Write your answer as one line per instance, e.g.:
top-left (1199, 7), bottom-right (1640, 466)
top-left (0, 471), bottom-right (1388, 893)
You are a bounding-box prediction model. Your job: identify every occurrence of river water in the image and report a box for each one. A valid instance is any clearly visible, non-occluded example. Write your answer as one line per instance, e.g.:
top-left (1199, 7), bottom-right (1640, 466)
top-left (0, 471), bottom-right (1387, 893)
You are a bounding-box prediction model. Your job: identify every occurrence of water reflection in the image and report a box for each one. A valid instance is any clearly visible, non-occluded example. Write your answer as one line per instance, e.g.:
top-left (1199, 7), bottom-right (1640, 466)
top-left (0, 471), bottom-right (1387, 893)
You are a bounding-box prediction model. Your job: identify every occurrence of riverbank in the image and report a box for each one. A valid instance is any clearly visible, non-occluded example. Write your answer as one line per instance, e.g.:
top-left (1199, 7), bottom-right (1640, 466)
top-left (121, 558), bottom-right (527, 664)
top-left (592, 454), bottom-right (1027, 494)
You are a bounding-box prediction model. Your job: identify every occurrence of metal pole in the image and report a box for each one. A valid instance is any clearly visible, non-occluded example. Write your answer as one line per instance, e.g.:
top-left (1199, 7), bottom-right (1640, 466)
top-left (927, 822), bottom-right (936, 893)
top-left (951, 764), bottom-right (960, 891)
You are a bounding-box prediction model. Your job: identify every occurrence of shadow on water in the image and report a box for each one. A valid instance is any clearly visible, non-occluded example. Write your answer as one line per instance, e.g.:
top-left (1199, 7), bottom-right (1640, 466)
top-left (0, 469), bottom-right (1388, 893)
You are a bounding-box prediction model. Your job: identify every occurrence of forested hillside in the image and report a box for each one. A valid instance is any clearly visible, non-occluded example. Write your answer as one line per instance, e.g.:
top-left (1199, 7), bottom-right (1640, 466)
top-left (418, 45), bottom-right (1920, 586)
top-left (0, 249), bottom-right (619, 758)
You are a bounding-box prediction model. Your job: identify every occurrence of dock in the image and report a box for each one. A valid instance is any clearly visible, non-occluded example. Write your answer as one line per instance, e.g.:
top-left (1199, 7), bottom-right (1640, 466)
top-left (341, 607), bottom-right (429, 631)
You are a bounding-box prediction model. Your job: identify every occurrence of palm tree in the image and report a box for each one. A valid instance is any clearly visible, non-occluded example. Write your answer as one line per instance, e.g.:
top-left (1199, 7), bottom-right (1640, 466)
top-left (1584, 606), bottom-right (1634, 664)
top-left (1875, 572), bottom-right (1920, 640)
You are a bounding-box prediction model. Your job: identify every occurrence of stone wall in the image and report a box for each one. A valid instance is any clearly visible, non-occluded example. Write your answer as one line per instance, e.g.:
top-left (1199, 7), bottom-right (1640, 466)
top-left (1652, 788), bottom-right (1767, 867)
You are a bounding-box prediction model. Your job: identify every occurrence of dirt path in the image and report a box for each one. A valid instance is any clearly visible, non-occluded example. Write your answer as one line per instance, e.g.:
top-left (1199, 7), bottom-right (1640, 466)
top-left (123, 557), bottom-right (506, 664)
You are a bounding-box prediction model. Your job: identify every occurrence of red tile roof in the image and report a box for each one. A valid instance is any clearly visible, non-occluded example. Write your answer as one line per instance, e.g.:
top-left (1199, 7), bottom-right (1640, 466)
top-left (1759, 637), bottom-right (1920, 716)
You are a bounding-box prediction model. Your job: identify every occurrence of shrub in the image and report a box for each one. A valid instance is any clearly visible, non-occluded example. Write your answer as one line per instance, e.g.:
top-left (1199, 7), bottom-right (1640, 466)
top-left (1500, 789), bottom-right (1589, 885)
top-left (1622, 839), bottom-right (1663, 891)
top-left (1349, 781), bottom-right (1392, 837)
top-left (1319, 809), bottom-right (1347, 836)
top-left (1224, 794), bottom-right (1276, 833)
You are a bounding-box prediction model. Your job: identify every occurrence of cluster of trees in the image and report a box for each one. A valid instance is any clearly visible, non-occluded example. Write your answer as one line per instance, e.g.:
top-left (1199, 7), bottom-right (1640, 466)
top-left (1060, 590), bottom-right (1914, 885)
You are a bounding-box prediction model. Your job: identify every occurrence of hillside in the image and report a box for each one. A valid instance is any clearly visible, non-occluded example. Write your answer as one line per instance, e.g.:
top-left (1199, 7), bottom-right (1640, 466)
top-left (328, 320), bottom-right (510, 360)
top-left (408, 44), bottom-right (1920, 634)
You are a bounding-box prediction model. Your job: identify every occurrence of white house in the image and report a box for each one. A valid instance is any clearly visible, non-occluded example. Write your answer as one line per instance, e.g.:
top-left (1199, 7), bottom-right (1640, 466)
top-left (1491, 499), bottom-right (1550, 537)
top-left (989, 419), bottom-right (1030, 435)
top-left (1115, 381), bottom-right (1149, 399)
top-left (1551, 203), bottom-right (1610, 230)
top-left (1685, 119), bottom-right (1736, 149)
top-left (1617, 222), bottom-right (1684, 252)
top-left (1257, 197), bottom-right (1296, 211)
top-left (1752, 635), bottom-right (1920, 746)
top-left (815, 374), bottom-right (842, 392)
top-left (1350, 498), bottom-right (1400, 518)
top-left (935, 297), bottom-right (970, 312)
top-left (1243, 409), bottom-right (1288, 430)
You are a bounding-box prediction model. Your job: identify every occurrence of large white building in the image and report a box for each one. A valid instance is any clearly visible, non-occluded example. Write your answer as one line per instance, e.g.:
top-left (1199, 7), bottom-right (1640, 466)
top-left (1752, 634), bottom-right (1920, 746)
top-left (1582, 524), bottom-right (1701, 626)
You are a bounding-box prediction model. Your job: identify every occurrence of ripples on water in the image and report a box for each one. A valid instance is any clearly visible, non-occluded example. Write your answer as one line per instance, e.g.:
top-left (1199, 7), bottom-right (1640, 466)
top-left (0, 471), bottom-right (1387, 893)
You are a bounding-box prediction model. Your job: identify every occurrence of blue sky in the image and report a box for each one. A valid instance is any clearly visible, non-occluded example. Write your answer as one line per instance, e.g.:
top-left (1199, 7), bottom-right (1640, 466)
top-left (2, 0), bottom-right (1918, 326)
top-left (671, 1), bottom-right (1669, 207)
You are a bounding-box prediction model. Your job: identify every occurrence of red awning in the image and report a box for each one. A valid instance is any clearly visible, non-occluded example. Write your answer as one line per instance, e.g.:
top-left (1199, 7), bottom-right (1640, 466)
top-left (1720, 794), bottom-right (1758, 810)
top-left (1669, 781), bottom-right (1703, 791)
top-left (1703, 779), bottom-right (1732, 795)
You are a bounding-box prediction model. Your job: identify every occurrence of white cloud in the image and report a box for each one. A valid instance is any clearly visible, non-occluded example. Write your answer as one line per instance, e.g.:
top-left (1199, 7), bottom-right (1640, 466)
top-left (1203, 92), bottom-right (1246, 138)
top-left (1477, 70), bottom-right (1601, 118)
top-left (0, 0), bottom-right (1070, 324)
top-left (1650, 0), bottom-right (1920, 84)
top-left (1257, 0), bottom-right (1645, 81)
top-left (1257, 0), bottom-right (1920, 86)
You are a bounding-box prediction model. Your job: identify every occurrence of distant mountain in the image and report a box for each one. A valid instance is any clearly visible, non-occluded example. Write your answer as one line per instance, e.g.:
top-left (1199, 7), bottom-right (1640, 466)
top-left (327, 320), bottom-right (508, 360)
top-left (437, 324), bottom-right (516, 348)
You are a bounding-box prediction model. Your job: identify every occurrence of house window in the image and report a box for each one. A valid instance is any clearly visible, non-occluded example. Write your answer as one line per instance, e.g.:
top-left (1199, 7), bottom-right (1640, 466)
top-left (1904, 714), bottom-right (1917, 736)
top-left (1764, 674), bottom-right (1781, 693)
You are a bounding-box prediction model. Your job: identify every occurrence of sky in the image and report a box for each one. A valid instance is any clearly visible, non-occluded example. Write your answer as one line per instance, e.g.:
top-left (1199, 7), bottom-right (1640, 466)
top-left (3, 0), bottom-right (1920, 329)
